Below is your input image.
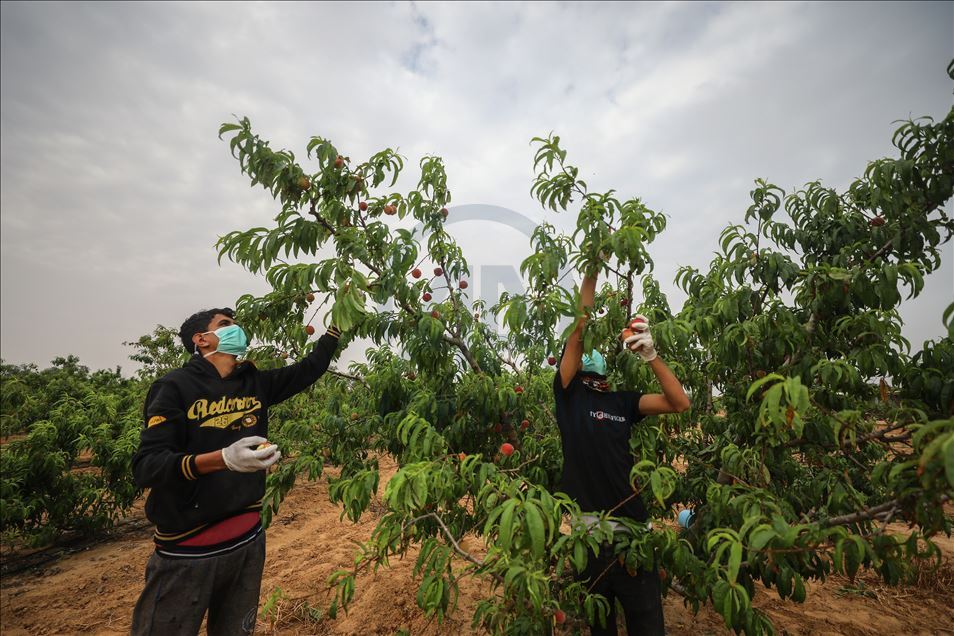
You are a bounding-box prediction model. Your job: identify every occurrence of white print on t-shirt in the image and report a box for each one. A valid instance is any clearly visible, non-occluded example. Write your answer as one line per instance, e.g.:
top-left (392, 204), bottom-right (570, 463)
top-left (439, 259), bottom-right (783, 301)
top-left (589, 410), bottom-right (626, 423)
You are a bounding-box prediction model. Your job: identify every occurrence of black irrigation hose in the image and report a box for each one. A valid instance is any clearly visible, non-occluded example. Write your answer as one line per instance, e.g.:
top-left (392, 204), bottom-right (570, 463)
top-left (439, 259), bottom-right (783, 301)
top-left (1, 517), bottom-right (153, 577)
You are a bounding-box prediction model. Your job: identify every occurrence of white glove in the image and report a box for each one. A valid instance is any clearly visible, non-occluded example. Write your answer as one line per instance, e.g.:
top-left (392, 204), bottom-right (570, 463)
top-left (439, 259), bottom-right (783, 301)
top-left (622, 315), bottom-right (657, 362)
top-left (221, 436), bottom-right (281, 473)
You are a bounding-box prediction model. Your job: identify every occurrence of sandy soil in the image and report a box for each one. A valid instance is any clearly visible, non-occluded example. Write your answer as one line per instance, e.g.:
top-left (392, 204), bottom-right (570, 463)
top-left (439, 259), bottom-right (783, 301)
top-left (1, 456), bottom-right (952, 635)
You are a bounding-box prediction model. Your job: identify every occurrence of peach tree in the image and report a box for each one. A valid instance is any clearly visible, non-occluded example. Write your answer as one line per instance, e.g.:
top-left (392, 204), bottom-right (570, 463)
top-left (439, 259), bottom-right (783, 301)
top-left (216, 62), bottom-right (953, 634)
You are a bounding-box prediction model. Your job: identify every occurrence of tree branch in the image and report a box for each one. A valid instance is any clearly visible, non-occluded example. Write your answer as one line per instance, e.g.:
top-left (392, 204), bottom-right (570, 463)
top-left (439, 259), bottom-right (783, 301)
top-left (784, 416), bottom-right (917, 452)
top-left (480, 327), bottom-right (520, 374)
top-left (500, 454), bottom-right (541, 474)
top-left (327, 368), bottom-right (368, 386)
top-left (390, 290), bottom-right (483, 374)
top-left (436, 257), bottom-right (467, 339)
top-left (442, 333), bottom-right (483, 374)
top-left (402, 512), bottom-right (497, 578)
top-left (822, 494), bottom-right (950, 528)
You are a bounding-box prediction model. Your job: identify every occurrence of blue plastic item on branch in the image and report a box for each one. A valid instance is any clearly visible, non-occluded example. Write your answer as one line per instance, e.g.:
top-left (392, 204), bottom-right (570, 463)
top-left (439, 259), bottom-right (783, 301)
top-left (677, 509), bottom-right (695, 529)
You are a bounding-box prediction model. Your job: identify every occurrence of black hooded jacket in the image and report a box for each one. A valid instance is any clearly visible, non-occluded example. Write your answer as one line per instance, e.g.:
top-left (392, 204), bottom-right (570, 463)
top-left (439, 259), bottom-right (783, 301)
top-left (132, 328), bottom-right (341, 543)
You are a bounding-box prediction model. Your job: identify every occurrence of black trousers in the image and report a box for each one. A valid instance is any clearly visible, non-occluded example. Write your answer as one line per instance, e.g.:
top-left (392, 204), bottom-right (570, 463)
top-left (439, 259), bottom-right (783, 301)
top-left (131, 531), bottom-right (266, 635)
top-left (579, 545), bottom-right (666, 636)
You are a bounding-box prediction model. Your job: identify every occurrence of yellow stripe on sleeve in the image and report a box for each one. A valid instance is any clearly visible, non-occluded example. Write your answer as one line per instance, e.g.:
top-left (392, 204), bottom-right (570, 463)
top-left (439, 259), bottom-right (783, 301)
top-left (181, 455), bottom-right (196, 481)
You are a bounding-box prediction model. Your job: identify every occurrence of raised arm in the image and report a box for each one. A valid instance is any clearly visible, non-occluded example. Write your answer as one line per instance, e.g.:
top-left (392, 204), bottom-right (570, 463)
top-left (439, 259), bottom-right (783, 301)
top-left (559, 272), bottom-right (597, 389)
top-left (638, 357), bottom-right (691, 415)
top-left (260, 325), bottom-right (342, 405)
top-left (622, 316), bottom-right (691, 415)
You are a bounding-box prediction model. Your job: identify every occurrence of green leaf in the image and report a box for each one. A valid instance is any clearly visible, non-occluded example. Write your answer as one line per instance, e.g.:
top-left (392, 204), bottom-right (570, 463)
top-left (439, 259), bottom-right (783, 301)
top-left (746, 373), bottom-right (784, 401)
top-left (792, 574), bottom-right (806, 603)
top-left (524, 501), bottom-right (545, 560)
top-left (499, 499), bottom-right (517, 552)
top-left (944, 434), bottom-right (954, 488)
top-left (573, 540), bottom-right (587, 573)
top-left (727, 540), bottom-right (743, 584)
top-left (749, 526), bottom-right (775, 551)
top-left (217, 122), bottom-right (243, 139)
top-left (650, 470), bottom-right (663, 506)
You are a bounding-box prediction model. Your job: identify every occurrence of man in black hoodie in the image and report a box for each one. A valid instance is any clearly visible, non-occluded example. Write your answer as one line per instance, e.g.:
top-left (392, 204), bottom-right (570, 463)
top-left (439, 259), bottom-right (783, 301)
top-left (554, 269), bottom-right (690, 636)
top-left (130, 307), bottom-right (342, 635)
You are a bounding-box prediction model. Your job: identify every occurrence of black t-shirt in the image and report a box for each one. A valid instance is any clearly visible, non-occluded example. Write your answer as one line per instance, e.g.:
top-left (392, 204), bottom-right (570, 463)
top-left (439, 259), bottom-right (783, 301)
top-left (553, 370), bottom-right (648, 522)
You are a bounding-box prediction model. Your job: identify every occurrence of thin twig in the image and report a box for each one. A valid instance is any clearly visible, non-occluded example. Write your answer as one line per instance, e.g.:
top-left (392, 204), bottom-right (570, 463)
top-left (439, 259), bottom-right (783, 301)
top-left (865, 238), bottom-right (896, 263)
top-left (326, 368), bottom-right (368, 386)
top-left (402, 513), bottom-right (487, 571)
top-left (500, 454), bottom-right (541, 474)
top-left (821, 497), bottom-right (949, 528)
top-left (586, 553), bottom-right (619, 593)
top-left (480, 327), bottom-right (520, 374)
top-left (877, 504), bottom-right (901, 535)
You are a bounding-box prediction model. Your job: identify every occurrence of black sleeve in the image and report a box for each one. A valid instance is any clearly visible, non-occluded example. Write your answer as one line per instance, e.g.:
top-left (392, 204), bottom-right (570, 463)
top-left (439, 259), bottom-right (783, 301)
top-left (552, 367), bottom-right (582, 397)
top-left (132, 380), bottom-right (200, 488)
top-left (623, 390), bottom-right (645, 423)
top-left (259, 327), bottom-right (342, 405)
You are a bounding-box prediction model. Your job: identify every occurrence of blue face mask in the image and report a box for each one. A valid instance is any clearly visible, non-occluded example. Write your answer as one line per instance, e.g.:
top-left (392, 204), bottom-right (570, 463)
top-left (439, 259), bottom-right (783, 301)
top-left (199, 324), bottom-right (249, 358)
top-left (581, 350), bottom-right (607, 376)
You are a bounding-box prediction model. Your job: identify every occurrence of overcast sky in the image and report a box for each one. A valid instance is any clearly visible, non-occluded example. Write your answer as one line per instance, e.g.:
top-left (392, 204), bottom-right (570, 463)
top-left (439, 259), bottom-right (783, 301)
top-left (1, 1), bottom-right (952, 374)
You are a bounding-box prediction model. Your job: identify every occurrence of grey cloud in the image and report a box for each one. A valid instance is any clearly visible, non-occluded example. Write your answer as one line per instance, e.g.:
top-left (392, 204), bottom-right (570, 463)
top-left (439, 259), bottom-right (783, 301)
top-left (1, 1), bottom-right (951, 373)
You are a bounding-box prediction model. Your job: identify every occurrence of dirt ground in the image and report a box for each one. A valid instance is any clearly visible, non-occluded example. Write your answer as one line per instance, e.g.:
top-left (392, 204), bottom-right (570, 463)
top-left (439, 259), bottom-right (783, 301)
top-left (1, 456), bottom-right (952, 635)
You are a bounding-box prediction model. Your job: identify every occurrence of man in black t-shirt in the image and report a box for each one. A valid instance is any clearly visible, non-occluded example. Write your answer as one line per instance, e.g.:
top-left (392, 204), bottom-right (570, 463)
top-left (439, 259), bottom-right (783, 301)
top-left (554, 271), bottom-right (690, 636)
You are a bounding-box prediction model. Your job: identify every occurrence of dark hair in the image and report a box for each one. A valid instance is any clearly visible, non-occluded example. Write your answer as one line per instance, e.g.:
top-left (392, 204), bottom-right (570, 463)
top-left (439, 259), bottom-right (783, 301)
top-left (179, 308), bottom-right (235, 354)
